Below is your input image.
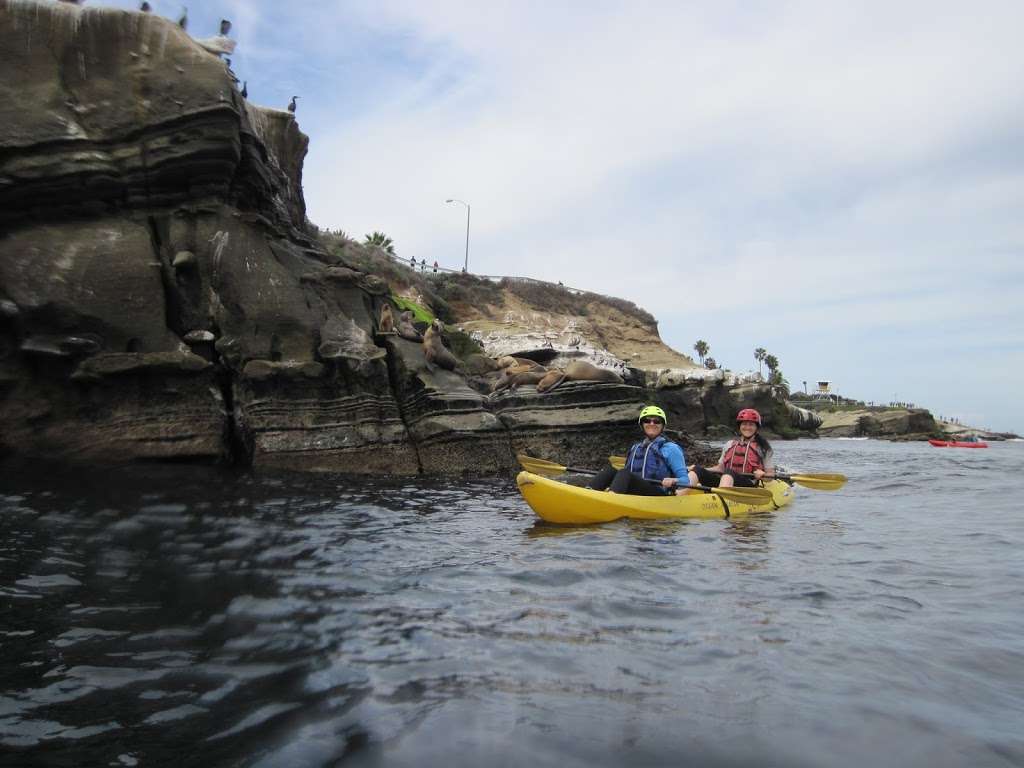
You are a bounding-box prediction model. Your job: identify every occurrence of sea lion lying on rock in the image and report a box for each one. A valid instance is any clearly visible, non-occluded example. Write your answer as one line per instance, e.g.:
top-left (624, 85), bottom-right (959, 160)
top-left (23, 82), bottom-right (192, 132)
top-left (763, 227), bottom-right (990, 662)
top-left (496, 356), bottom-right (546, 372)
top-left (395, 311), bottom-right (422, 342)
top-left (490, 370), bottom-right (548, 395)
top-left (422, 319), bottom-right (460, 372)
top-left (536, 360), bottom-right (624, 393)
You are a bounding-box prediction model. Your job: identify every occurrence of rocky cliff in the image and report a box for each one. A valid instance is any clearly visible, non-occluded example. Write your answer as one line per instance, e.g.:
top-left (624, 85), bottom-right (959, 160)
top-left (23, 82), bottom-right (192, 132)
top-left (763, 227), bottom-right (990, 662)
top-left (0, 1), bottom-right (809, 474)
top-left (815, 408), bottom-right (939, 439)
top-left (0, 2), bottom-right (654, 473)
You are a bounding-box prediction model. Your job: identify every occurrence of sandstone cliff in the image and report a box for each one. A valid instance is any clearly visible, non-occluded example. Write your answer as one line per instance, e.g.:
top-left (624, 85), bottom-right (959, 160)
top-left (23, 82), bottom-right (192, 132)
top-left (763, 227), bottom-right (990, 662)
top-left (815, 408), bottom-right (938, 440)
top-left (0, 2), bottom-right (655, 473)
top-left (0, 2), bottom-right (809, 474)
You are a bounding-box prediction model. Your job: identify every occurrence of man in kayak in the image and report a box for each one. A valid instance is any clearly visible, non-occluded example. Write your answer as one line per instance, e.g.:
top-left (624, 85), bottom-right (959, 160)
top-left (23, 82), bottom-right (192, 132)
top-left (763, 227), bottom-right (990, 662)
top-left (587, 405), bottom-right (689, 495)
top-left (688, 408), bottom-right (775, 489)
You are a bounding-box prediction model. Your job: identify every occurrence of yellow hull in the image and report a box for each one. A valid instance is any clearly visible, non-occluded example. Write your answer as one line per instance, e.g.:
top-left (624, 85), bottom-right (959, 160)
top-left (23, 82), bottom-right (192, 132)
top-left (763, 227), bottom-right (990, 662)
top-left (516, 471), bottom-right (795, 524)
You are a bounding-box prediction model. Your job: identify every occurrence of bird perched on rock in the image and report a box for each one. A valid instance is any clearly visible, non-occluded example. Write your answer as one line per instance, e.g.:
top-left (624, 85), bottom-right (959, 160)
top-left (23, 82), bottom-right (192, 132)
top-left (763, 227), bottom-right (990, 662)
top-left (177, 7), bottom-right (188, 29)
top-left (140, 1), bottom-right (151, 11)
top-left (288, 96), bottom-right (299, 113)
top-left (220, 19), bottom-right (232, 36)
top-left (240, 81), bottom-right (248, 98)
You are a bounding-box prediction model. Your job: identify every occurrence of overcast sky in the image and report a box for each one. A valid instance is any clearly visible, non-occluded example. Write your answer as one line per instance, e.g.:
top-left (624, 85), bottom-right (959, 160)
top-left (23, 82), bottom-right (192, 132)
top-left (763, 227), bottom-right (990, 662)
top-left (100, 0), bottom-right (1024, 434)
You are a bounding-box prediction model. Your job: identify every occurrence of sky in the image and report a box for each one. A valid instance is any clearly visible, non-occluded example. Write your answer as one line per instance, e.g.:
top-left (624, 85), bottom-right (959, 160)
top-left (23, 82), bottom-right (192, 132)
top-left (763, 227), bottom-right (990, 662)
top-left (97, 0), bottom-right (1024, 434)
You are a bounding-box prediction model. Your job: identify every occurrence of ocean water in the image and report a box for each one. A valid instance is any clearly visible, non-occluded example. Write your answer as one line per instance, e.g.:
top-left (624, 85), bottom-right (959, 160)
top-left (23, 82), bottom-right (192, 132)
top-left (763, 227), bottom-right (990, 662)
top-left (1, 440), bottom-right (1023, 767)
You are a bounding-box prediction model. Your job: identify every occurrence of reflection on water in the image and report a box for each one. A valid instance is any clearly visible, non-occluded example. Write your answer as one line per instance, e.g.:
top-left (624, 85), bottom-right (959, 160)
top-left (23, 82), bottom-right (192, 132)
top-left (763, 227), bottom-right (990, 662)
top-left (2, 441), bottom-right (1024, 767)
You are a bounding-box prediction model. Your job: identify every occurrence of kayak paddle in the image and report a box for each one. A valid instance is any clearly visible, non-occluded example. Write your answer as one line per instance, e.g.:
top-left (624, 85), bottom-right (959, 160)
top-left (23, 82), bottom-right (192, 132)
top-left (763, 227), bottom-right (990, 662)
top-left (772, 472), bottom-right (846, 491)
top-left (516, 454), bottom-right (774, 505)
top-left (608, 456), bottom-right (845, 491)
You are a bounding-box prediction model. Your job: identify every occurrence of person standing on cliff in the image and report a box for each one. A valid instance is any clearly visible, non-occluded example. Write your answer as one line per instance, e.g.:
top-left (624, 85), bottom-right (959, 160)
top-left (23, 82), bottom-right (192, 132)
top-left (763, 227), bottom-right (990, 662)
top-left (588, 406), bottom-right (689, 495)
top-left (688, 409), bottom-right (774, 490)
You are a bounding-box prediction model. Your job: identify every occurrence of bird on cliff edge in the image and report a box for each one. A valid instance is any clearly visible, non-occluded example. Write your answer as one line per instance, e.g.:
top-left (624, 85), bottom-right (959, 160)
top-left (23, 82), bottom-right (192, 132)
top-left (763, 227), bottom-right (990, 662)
top-left (241, 81), bottom-right (248, 99)
top-left (220, 19), bottom-right (232, 36)
top-left (288, 96), bottom-right (299, 113)
top-left (177, 7), bottom-right (188, 30)
top-left (140, 1), bottom-right (151, 11)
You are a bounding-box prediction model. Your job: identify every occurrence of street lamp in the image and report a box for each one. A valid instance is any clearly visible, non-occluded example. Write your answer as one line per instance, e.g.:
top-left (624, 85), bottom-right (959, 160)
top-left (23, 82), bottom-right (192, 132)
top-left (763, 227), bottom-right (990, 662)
top-left (445, 198), bottom-right (470, 273)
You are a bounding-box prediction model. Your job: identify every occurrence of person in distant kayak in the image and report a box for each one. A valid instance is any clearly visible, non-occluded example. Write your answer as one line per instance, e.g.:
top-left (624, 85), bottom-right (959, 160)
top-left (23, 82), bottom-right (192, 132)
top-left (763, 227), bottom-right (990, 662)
top-left (588, 405), bottom-right (689, 495)
top-left (688, 408), bottom-right (774, 489)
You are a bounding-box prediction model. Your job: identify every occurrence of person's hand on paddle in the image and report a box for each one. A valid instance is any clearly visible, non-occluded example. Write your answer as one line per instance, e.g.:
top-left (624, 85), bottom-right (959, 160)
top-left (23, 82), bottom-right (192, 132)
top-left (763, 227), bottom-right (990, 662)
top-left (661, 477), bottom-right (678, 489)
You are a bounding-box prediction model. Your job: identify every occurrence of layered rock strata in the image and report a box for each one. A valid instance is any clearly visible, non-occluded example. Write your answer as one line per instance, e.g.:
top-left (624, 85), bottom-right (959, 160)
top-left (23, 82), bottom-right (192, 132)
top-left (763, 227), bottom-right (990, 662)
top-left (0, 2), bottom-right (678, 473)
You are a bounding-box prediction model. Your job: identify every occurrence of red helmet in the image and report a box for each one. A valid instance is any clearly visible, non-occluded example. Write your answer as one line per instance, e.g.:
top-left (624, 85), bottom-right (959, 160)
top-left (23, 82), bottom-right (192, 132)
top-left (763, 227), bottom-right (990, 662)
top-left (736, 408), bottom-right (761, 425)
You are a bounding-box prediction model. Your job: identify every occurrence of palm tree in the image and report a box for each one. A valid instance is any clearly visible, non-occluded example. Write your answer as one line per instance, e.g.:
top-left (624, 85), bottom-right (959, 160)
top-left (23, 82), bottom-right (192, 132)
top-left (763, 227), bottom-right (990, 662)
top-left (363, 231), bottom-right (395, 255)
top-left (754, 347), bottom-right (767, 377)
top-left (693, 339), bottom-right (709, 366)
top-left (764, 354), bottom-right (779, 377)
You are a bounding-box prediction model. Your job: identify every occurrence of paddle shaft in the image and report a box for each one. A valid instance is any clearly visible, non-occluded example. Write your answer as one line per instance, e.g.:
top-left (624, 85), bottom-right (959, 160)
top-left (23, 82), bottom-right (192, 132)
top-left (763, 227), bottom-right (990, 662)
top-left (701, 468), bottom-right (845, 491)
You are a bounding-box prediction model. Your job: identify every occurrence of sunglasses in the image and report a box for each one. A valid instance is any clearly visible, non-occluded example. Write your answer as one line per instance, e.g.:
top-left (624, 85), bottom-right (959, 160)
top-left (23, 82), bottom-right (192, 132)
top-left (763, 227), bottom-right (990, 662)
top-left (641, 418), bottom-right (664, 425)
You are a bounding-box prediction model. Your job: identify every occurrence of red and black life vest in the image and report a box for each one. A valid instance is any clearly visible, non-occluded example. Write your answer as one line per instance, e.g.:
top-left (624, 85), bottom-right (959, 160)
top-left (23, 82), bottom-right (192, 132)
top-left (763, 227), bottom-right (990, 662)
top-left (722, 438), bottom-right (765, 474)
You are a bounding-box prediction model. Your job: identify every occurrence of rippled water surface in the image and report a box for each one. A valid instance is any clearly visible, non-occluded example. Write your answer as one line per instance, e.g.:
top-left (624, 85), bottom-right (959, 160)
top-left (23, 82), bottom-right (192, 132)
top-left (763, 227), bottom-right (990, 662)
top-left (2, 440), bottom-right (1024, 767)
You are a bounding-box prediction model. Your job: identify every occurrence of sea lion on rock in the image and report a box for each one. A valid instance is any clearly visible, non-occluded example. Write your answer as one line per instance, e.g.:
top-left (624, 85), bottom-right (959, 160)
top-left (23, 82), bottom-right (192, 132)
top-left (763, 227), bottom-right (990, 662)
top-left (395, 310), bottom-right (422, 341)
top-left (378, 303), bottom-right (395, 335)
top-left (490, 370), bottom-right (547, 395)
top-left (497, 357), bottom-right (547, 376)
top-left (422, 320), bottom-right (460, 372)
top-left (536, 360), bottom-right (624, 393)
top-left (497, 355), bottom-right (545, 371)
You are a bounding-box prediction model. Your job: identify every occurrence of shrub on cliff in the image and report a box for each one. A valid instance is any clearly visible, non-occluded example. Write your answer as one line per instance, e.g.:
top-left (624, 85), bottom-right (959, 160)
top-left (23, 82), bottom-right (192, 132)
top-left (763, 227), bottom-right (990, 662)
top-left (443, 327), bottom-right (486, 360)
top-left (497, 278), bottom-right (655, 326)
top-left (432, 273), bottom-right (504, 309)
top-left (499, 278), bottom-right (586, 315)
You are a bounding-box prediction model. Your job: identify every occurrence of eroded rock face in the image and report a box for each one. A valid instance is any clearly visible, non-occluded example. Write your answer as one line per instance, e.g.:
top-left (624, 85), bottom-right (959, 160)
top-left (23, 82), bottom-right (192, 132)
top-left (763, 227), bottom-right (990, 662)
top-left (1, 1), bottom-right (685, 473)
top-left (817, 408), bottom-right (936, 438)
top-left (0, 2), bottom-right (402, 468)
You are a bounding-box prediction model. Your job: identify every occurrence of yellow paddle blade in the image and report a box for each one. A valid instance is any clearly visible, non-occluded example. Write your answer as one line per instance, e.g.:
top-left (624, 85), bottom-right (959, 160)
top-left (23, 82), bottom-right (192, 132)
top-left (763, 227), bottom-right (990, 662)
top-left (783, 473), bottom-right (846, 491)
top-left (516, 453), bottom-right (570, 476)
top-left (609, 456), bottom-right (625, 470)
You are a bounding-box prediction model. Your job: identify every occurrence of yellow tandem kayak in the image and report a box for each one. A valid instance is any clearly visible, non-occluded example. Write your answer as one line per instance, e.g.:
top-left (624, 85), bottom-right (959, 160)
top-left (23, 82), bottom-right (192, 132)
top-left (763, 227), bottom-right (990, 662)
top-left (516, 471), bottom-right (796, 524)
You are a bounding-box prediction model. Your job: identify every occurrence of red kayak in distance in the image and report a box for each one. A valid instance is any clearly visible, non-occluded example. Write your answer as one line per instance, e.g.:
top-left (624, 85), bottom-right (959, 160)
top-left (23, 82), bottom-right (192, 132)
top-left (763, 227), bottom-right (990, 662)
top-left (928, 438), bottom-right (989, 448)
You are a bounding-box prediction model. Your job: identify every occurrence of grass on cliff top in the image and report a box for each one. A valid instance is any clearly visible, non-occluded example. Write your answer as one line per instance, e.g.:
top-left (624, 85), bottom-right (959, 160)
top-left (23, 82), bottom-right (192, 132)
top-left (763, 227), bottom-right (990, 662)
top-left (391, 295), bottom-right (434, 324)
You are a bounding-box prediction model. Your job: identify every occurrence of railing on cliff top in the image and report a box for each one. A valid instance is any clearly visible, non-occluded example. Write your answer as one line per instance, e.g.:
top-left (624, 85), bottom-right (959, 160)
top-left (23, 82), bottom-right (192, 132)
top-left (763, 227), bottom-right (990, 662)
top-left (390, 254), bottom-right (589, 296)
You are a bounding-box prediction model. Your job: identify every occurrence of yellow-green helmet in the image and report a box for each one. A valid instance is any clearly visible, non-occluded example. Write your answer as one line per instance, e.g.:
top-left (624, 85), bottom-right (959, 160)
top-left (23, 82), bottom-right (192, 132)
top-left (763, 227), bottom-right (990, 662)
top-left (638, 405), bottom-right (667, 425)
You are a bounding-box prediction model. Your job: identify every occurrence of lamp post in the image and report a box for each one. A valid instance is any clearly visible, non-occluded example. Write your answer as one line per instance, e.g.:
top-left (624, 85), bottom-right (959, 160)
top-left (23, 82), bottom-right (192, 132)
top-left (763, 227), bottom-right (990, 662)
top-left (445, 198), bottom-right (470, 273)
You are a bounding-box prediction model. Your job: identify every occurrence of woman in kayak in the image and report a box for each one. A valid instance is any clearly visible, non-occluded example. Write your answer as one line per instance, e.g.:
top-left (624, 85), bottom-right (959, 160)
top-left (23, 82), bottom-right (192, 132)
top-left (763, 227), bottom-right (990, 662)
top-left (688, 408), bottom-right (774, 489)
top-left (587, 405), bottom-right (689, 495)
